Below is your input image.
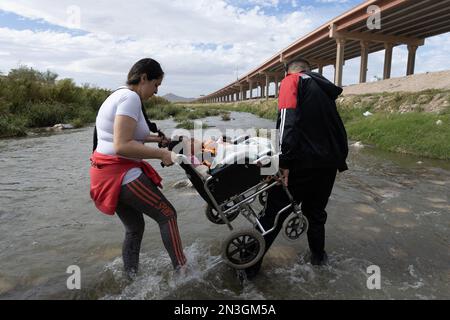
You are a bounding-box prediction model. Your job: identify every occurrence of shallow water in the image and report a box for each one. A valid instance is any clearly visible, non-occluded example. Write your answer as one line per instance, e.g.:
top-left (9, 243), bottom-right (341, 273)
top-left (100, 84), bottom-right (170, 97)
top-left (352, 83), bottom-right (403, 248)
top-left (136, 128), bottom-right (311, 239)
top-left (0, 112), bottom-right (449, 300)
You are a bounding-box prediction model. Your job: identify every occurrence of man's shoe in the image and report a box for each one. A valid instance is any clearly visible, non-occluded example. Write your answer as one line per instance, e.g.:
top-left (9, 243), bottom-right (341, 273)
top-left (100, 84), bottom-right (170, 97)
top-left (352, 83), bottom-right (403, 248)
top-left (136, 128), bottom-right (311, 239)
top-left (241, 261), bottom-right (262, 282)
top-left (310, 251), bottom-right (328, 266)
top-left (236, 269), bottom-right (247, 285)
top-left (244, 267), bottom-right (260, 280)
top-left (124, 268), bottom-right (138, 281)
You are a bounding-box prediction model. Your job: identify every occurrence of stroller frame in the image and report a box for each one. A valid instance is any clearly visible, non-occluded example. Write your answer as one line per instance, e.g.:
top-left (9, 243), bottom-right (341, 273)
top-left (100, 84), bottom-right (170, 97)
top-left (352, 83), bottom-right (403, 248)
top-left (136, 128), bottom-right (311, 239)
top-left (175, 153), bottom-right (308, 269)
top-left (203, 172), bottom-right (298, 236)
top-left (169, 136), bottom-right (309, 269)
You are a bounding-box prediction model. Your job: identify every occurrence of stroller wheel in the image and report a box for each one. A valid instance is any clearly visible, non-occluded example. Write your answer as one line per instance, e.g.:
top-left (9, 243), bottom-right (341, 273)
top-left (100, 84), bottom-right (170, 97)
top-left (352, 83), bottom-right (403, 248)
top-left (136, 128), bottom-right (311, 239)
top-left (205, 205), bottom-right (240, 225)
top-left (258, 191), bottom-right (268, 206)
top-left (222, 229), bottom-right (265, 269)
top-left (282, 213), bottom-right (309, 242)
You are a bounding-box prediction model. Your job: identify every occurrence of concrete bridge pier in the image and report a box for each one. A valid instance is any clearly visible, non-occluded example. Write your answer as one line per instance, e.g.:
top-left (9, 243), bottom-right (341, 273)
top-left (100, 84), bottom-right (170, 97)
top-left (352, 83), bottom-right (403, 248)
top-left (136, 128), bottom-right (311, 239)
top-left (407, 44), bottom-right (418, 76)
top-left (334, 38), bottom-right (346, 87)
top-left (384, 43), bottom-right (393, 80)
top-left (359, 41), bottom-right (370, 83)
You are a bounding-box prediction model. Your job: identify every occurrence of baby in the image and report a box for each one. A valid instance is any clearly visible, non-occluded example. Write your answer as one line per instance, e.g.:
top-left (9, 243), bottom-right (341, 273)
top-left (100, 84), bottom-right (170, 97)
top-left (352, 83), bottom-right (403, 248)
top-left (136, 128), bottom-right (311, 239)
top-left (176, 137), bottom-right (225, 179)
top-left (182, 137), bottom-right (224, 168)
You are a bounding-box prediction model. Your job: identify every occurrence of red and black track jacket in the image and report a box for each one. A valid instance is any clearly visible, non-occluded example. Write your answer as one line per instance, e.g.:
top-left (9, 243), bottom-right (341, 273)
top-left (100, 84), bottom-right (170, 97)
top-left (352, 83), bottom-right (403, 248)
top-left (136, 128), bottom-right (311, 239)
top-left (277, 71), bottom-right (348, 172)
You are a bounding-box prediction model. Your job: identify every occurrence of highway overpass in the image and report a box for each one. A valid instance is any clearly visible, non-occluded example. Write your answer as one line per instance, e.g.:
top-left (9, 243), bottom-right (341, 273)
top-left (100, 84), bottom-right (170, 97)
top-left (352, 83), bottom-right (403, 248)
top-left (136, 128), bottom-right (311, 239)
top-left (197, 0), bottom-right (450, 103)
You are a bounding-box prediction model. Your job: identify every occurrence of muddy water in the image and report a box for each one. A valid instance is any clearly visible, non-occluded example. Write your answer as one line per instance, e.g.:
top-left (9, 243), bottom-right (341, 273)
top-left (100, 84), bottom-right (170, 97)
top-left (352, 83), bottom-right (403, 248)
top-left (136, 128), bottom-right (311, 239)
top-left (0, 112), bottom-right (449, 300)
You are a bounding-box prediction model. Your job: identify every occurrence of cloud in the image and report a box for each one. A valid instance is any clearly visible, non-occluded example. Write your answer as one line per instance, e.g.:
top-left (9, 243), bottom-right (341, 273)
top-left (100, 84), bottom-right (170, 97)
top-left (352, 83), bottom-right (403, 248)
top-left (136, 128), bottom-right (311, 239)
top-left (0, 0), bottom-right (326, 97)
top-left (0, 0), bottom-right (449, 97)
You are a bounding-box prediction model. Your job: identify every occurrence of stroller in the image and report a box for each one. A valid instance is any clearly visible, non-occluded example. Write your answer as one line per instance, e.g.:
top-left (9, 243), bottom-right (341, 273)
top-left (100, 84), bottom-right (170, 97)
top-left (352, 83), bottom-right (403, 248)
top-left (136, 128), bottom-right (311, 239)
top-left (167, 135), bottom-right (309, 269)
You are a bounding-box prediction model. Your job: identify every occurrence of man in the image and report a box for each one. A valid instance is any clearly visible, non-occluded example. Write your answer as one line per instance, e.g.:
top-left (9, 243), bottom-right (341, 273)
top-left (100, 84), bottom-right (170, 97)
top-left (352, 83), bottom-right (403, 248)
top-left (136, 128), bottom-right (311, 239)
top-left (244, 58), bottom-right (348, 279)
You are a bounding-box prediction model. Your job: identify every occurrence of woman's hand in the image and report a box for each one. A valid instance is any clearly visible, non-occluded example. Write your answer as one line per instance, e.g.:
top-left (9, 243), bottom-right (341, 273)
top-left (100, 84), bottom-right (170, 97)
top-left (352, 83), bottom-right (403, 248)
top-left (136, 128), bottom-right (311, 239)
top-left (161, 150), bottom-right (176, 167)
top-left (114, 115), bottom-right (172, 160)
top-left (160, 136), bottom-right (171, 148)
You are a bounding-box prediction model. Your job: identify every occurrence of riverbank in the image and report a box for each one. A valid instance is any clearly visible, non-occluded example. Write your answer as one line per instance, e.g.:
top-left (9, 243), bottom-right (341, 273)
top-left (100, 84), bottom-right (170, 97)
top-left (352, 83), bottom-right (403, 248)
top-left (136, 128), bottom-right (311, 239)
top-left (0, 67), bottom-right (111, 139)
top-left (0, 65), bottom-right (233, 137)
top-left (180, 89), bottom-right (450, 160)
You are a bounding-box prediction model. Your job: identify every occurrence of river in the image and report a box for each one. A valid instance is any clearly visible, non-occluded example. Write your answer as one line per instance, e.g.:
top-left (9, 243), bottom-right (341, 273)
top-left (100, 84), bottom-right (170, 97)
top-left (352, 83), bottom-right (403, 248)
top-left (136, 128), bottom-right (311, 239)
top-left (0, 112), bottom-right (449, 300)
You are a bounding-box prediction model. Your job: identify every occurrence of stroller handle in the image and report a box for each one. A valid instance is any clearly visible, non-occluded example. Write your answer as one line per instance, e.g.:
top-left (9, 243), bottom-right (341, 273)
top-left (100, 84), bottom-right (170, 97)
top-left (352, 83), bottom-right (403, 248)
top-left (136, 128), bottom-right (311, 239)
top-left (253, 154), bottom-right (280, 176)
top-left (253, 155), bottom-right (271, 166)
top-left (253, 154), bottom-right (280, 166)
top-left (161, 154), bottom-right (188, 168)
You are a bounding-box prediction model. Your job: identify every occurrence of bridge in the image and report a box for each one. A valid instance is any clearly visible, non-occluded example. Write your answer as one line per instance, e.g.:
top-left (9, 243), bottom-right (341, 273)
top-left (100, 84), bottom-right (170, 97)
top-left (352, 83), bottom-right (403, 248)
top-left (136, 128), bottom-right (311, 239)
top-left (197, 0), bottom-right (450, 103)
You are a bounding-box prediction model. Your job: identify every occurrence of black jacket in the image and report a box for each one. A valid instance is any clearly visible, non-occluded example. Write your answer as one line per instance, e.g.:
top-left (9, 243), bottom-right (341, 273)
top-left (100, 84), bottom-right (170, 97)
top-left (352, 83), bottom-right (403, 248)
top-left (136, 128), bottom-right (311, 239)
top-left (277, 71), bottom-right (348, 172)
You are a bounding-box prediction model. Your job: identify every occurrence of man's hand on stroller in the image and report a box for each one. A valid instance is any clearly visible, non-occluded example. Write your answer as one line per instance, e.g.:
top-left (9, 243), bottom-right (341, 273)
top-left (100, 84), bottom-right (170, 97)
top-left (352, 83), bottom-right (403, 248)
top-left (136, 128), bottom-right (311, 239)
top-left (278, 168), bottom-right (289, 187)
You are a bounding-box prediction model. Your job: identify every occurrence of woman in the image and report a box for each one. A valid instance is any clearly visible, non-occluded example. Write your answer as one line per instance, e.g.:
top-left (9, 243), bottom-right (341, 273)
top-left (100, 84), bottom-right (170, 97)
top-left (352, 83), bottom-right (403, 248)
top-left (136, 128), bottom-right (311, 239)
top-left (90, 58), bottom-right (186, 278)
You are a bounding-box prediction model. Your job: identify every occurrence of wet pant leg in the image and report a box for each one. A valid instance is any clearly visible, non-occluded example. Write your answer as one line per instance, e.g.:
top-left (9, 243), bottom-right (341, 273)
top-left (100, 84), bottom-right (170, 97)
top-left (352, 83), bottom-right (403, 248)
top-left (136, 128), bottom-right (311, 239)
top-left (116, 174), bottom-right (187, 272)
top-left (245, 168), bottom-right (337, 276)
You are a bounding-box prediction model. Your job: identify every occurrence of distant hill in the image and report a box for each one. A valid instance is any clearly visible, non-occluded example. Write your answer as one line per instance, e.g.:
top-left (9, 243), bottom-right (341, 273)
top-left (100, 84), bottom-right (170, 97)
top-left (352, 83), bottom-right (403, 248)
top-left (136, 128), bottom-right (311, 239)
top-left (162, 93), bottom-right (195, 103)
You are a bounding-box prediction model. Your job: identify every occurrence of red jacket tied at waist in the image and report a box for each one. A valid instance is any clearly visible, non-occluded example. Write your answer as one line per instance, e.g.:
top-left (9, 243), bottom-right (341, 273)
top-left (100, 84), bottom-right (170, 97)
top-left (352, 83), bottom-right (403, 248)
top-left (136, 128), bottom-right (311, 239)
top-left (90, 151), bottom-right (162, 215)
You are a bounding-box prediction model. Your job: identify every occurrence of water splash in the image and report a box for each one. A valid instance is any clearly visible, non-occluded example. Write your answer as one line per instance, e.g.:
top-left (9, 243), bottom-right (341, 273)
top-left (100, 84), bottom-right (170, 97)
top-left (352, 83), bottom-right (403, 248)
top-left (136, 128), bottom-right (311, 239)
top-left (102, 241), bottom-right (264, 300)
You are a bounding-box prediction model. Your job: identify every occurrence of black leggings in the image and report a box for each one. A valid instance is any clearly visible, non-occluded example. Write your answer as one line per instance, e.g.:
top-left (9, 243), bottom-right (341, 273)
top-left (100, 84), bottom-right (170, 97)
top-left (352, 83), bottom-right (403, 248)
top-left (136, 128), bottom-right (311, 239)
top-left (116, 173), bottom-right (186, 273)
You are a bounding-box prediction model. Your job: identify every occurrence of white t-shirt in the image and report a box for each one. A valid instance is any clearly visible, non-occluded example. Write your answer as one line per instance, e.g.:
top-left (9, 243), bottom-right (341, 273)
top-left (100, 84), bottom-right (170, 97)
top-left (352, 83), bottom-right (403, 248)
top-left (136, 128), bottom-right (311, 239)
top-left (96, 87), bottom-right (150, 185)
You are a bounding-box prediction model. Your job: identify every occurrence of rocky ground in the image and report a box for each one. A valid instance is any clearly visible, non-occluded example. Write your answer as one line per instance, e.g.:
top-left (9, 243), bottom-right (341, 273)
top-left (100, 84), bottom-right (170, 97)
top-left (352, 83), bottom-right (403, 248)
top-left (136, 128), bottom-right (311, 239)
top-left (343, 70), bottom-right (450, 95)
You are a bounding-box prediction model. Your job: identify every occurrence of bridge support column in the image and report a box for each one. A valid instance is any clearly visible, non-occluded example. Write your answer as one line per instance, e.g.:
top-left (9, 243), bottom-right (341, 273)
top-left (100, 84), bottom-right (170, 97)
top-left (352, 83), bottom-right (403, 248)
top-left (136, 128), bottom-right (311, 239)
top-left (318, 65), bottom-right (323, 75)
top-left (249, 81), bottom-right (254, 99)
top-left (275, 75), bottom-right (279, 98)
top-left (384, 43), bottom-right (393, 80)
top-left (359, 41), bottom-right (370, 83)
top-left (265, 74), bottom-right (270, 100)
top-left (334, 38), bottom-right (346, 87)
top-left (407, 44), bottom-right (418, 76)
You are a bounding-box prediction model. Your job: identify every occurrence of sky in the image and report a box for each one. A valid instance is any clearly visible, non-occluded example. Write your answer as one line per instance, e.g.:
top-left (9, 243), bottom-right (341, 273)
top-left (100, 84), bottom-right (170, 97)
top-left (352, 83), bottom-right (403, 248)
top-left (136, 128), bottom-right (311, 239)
top-left (0, 0), bottom-right (449, 98)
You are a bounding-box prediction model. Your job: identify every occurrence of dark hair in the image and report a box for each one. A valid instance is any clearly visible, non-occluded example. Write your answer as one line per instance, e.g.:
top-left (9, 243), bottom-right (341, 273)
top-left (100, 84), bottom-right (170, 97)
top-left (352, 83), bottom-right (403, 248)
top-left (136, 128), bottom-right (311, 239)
top-left (127, 58), bottom-right (164, 85)
top-left (286, 58), bottom-right (311, 73)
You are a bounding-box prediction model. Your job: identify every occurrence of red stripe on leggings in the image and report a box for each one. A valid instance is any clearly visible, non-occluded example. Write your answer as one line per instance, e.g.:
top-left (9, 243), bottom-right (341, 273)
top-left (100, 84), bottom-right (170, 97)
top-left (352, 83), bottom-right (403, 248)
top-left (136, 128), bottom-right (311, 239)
top-left (169, 219), bottom-right (183, 265)
top-left (129, 181), bottom-right (159, 204)
top-left (132, 181), bottom-right (174, 218)
top-left (135, 179), bottom-right (161, 201)
top-left (172, 219), bottom-right (186, 265)
top-left (127, 182), bottom-right (158, 207)
top-left (168, 218), bottom-right (183, 265)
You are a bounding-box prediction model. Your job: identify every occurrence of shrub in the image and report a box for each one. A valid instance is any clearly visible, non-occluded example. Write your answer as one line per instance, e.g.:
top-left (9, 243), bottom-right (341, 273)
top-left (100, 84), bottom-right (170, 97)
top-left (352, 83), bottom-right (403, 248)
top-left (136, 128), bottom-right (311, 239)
top-left (0, 115), bottom-right (27, 138)
top-left (25, 103), bottom-right (67, 128)
top-left (176, 120), bottom-right (210, 129)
